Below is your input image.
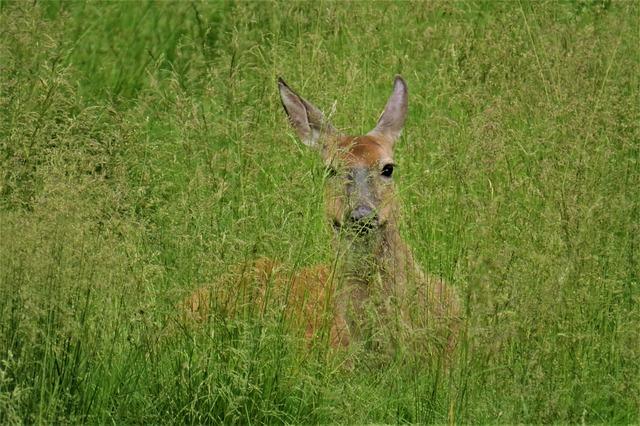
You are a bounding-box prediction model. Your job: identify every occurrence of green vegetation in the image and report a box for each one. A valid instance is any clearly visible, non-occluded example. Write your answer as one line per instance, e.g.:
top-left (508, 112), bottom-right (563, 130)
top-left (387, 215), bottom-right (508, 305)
top-left (1, 0), bottom-right (638, 423)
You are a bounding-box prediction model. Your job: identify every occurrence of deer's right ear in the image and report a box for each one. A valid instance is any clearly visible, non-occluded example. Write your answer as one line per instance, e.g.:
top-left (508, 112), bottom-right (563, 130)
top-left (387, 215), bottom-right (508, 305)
top-left (278, 78), bottom-right (335, 148)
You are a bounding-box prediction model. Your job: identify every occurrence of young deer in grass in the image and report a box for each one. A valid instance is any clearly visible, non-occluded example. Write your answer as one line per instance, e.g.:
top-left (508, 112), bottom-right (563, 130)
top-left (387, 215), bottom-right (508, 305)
top-left (184, 76), bottom-right (460, 354)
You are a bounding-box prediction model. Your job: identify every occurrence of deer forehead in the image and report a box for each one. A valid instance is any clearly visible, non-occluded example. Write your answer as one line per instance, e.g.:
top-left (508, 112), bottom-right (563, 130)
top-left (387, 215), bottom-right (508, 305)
top-left (330, 135), bottom-right (393, 168)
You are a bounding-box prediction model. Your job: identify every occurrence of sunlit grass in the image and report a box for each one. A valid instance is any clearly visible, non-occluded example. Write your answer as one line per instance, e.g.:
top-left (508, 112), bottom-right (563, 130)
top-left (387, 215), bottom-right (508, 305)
top-left (1, 0), bottom-right (638, 423)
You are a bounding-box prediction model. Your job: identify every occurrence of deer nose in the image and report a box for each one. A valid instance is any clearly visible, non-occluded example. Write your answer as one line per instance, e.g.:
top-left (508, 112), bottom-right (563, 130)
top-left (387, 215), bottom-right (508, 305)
top-left (350, 206), bottom-right (377, 223)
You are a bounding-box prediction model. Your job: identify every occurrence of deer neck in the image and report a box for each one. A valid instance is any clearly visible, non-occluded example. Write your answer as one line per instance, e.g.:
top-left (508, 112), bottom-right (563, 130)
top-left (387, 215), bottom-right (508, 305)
top-left (333, 219), bottom-right (415, 291)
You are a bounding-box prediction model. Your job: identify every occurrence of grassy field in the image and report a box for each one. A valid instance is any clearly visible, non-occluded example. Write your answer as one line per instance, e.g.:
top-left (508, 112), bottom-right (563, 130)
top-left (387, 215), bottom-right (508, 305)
top-left (1, 0), bottom-right (639, 423)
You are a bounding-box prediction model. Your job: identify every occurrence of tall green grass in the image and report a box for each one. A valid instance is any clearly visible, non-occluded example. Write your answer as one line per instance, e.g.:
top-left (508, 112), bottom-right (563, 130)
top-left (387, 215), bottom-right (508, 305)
top-left (1, 0), bottom-right (638, 423)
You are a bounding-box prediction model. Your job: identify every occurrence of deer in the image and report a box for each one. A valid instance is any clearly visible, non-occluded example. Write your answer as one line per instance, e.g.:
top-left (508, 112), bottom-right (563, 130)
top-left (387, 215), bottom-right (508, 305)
top-left (182, 76), bottom-right (461, 357)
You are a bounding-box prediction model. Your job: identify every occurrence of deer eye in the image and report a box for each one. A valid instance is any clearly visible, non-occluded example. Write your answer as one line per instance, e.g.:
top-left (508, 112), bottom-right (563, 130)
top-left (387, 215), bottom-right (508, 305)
top-left (381, 164), bottom-right (394, 178)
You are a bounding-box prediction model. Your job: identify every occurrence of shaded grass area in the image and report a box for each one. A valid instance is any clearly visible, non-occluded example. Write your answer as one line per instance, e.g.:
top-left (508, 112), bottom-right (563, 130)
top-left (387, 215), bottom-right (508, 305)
top-left (1, 0), bottom-right (638, 423)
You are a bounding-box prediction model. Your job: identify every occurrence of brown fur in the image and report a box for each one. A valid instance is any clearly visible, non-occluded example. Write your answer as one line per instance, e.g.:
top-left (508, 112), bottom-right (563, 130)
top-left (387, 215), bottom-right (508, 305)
top-left (180, 258), bottom-right (349, 347)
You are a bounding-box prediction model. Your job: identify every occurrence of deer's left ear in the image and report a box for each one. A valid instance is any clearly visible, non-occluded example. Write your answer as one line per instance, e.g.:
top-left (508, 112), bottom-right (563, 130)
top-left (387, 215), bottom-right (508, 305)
top-left (368, 75), bottom-right (408, 145)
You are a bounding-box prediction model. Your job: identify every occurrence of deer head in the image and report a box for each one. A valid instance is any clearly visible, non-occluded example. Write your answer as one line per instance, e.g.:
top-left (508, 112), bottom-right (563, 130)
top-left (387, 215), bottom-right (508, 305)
top-left (278, 76), bottom-right (408, 238)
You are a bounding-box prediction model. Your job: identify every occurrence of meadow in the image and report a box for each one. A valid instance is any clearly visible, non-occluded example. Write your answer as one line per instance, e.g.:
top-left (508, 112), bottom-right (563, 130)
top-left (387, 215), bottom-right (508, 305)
top-left (1, 0), bottom-right (638, 423)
